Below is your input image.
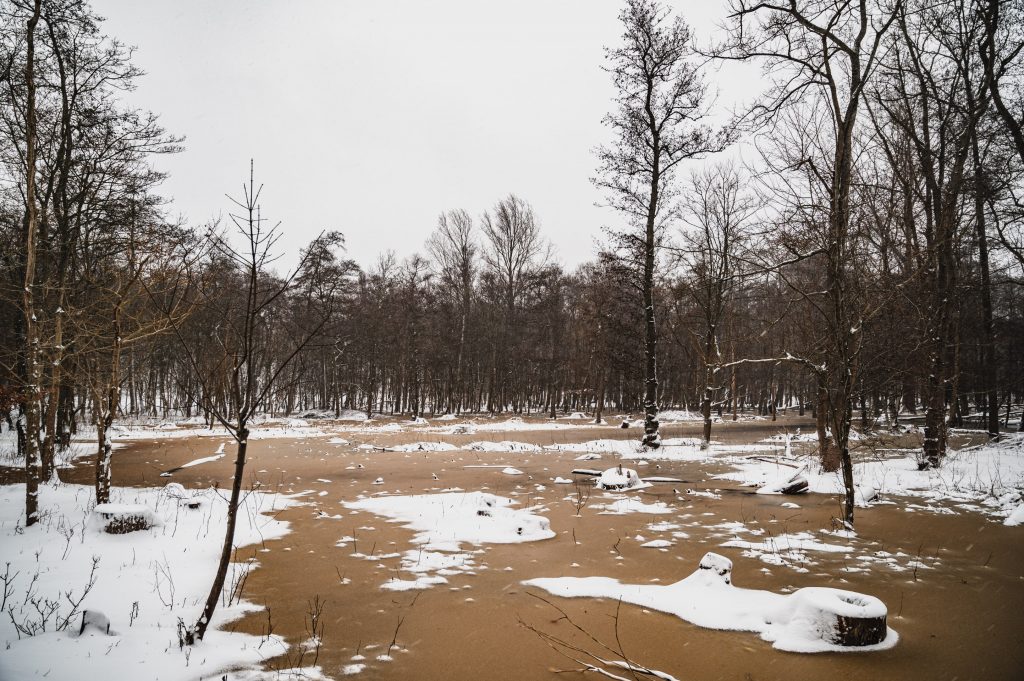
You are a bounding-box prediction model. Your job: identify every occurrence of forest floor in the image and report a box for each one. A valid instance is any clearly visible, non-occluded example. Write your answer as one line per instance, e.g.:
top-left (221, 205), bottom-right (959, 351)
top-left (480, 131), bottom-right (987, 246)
top-left (1, 414), bottom-right (1022, 680)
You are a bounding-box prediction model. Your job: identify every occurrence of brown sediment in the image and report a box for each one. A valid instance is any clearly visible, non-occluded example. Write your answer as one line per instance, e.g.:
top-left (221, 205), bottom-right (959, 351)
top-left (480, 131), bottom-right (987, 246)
top-left (8, 417), bottom-right (1023, 680)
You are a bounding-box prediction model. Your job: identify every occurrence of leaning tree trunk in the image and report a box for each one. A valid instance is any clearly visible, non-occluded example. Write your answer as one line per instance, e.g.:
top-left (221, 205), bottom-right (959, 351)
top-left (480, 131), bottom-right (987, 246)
top-left (188, 426), bottom-right (248, 644)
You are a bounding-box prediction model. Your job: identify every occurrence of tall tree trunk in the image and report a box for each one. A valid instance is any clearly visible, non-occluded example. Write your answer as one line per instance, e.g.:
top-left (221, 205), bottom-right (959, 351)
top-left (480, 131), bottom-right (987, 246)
top-left (21, 0), bottom-right (43, 527)
top-left (641, 163), bottom-right (661, 448)
top-left (971, 126), bottom-right (999, 436)
top-left (700, 327), bottom-right (716, 449)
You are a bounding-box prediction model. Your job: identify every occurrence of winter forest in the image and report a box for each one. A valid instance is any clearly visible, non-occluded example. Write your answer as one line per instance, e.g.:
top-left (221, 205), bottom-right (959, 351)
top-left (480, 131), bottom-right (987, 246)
top-left (1, 0), bottom-right (1022, 680)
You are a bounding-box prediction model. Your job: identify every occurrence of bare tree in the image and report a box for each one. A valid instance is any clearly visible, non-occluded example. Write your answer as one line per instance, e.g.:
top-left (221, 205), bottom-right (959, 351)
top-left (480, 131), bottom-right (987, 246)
top-left (427, 209), bottom-right (476, 413)
top-left (158, 163), bottom-right (338, 644)
top-left (480, 194), bottom-right (545, 413)
top-left (597, 0), bottom-right (727, 448)
top-left (716, 0), bottom-right (900, 526)
top-left (678, 162), bottom-right (756, 448)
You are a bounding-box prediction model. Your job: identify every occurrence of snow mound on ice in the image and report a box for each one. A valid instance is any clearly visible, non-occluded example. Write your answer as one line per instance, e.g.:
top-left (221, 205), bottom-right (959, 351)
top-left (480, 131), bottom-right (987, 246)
top-left (343, 491), bottom-right (554, 552)
top-left (597, 498), bottom-right (672, 515)
top-left (596, 465), bottom-right (641, 490)
top-left (524, 552), bottom-right (897, 654)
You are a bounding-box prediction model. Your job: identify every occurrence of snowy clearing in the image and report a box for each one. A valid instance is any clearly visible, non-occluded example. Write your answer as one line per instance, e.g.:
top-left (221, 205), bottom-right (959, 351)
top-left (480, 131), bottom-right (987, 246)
top-left (0, 482), bottom-right (298, 681)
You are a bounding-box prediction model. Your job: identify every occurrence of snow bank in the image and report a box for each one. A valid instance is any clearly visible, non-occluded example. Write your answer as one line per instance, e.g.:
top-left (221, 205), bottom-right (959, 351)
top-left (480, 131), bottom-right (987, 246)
top-left (524, 552), bottom-right (897, 653)
top-left (465, 441), bottom-right (540, 452)
top-left (384, 441), bottom-right (457, 452)
top-left (108, 422), bottom-right (326, 441)
top-left (0, 482), bottom-right (297, 680)
top-left (720, 433), bottom-right (1024, 520)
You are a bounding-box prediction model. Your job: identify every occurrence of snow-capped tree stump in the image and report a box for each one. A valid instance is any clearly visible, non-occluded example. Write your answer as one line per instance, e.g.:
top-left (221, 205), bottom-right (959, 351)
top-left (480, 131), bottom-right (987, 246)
top-left (78, 610), bottom-right (111, 636)
top-left (789, 588), bottom-right (888, 647)
top-left (597, 465), bottom-right (641, 490)
top-left (94, 504), bottom-right (159, 534)
top-left (698, 552), bottom-right (732, 584)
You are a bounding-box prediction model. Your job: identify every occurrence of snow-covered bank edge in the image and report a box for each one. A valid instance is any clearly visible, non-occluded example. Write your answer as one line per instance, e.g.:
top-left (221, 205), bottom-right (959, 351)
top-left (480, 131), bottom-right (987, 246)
top-left (0, 481), bottom-right (301, 681)
top-left (715, 433), bottom-right (1024, 523)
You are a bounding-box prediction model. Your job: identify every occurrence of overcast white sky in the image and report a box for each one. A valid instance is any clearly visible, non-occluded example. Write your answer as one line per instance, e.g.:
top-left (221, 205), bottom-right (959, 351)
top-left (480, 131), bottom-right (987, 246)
top-left (90, 0), bottom-right (754, 270)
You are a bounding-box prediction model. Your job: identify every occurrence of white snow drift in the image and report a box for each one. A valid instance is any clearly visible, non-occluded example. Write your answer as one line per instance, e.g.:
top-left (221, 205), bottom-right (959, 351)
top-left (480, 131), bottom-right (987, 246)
top-left (524, 552), bottom-right (898, 654)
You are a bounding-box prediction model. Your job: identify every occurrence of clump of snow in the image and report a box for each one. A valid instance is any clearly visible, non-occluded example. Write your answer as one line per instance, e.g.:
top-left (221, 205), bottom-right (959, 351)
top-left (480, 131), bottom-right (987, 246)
top-left (502, 467), bottom-right (525, 476)
top-left (596, 465), bottom-right (642, 491)
top-left (756, 467), bottom-right (808, 495)
top-left (465, 441), bottom-right (539, 452)
top-left (1004, 504), bottom-right (1024, 526)
top-left (721, 532), bottom-right (853, 572)
top-left (597, 498), bottom-right (672, 515)
top-left (523, 552), bottom-right (897, 653)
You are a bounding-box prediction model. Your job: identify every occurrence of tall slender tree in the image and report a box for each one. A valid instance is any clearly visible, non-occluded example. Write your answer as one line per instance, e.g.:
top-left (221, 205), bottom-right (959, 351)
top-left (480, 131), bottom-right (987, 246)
top-left (596, 0), bottom-right (727, 448)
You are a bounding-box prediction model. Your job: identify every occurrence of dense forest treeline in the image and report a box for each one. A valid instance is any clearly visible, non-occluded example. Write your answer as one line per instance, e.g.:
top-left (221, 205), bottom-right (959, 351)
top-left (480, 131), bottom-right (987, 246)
top-left (2, 0), bottom-right (1023, 527)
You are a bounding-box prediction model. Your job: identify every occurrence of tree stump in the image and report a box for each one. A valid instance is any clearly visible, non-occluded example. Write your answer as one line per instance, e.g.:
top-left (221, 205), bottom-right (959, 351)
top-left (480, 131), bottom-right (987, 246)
top-left (789, 587), bottom-right (888, 647)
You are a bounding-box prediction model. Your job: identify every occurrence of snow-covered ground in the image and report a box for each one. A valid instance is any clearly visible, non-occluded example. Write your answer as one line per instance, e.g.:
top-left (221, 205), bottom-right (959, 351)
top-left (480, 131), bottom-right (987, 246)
top-left (717, 433), bottom-right (1024, 523)
top-left (0, 481), bottom-right (298, 681)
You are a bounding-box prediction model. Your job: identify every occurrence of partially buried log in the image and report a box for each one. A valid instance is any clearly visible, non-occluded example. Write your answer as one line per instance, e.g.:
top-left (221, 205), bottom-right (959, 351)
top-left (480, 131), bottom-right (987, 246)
top-left (94, 503), bottom-right (159, 534)
top-left (779, 475), bottom-right (809, 495)
top-left (756, 468), bottom-right (809, 495)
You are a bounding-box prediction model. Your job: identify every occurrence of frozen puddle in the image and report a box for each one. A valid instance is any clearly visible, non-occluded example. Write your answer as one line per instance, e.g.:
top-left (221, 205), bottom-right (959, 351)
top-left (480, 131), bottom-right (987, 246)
top-left (343, 492), bottom-right (554, 590)
top-left (524, 552), bottom-right (898, 654)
